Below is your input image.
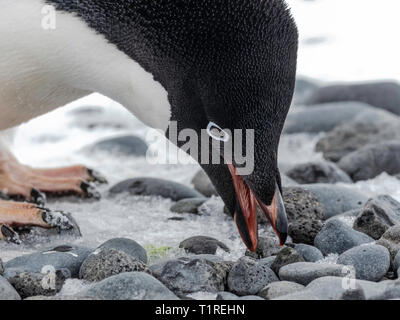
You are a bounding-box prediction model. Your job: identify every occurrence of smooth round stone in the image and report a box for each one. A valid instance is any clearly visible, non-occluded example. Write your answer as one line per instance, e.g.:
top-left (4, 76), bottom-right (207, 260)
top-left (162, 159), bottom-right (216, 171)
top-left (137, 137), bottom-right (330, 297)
top-left (376, 225), bottom-right (400, 260)
top-left (79, 248), bottom-right (146, 282)
top-left (259, 281), bottom-right (305, 300)
top-left (245, 236), bottom-right (281, 259)
top-left (179, 236), bottom-right (230, 255)
top-left (227, 257), bottom-right (279, 296)
top-left (4, 245), bottom-right (92, 279)
top-left (279, 263), bottom-right (347, 286)
top-left (109, 178), bottom-right (203, 201)
top-left (191, 170), bottom-right (218, 197)
top-left (394, 252), bottom-right (400, 271)
top-left (0, 276), bottom-right (21, 300)
top-left (170, 198), bottom-right (208, 214)
top-left (259, 256), bottom-right (276, 269)
top-left (369, 282), bottom-right (400, 300)
top-left (337, 244), bottom-right (390, 282)
top-left (86, 135), bottom-right (149, 157)
top-left (270, 247), bottom-right (305, 275)
top-left (98, 238), bottom-right (148, 264)
top-left (294, 244), bottom-right (324, 262)
top-left (82, 272), bottom-right (179, 300)
top-left (216, 292), bottom-right (264, 300)
top-left (0, 259), bottom-right (3, 276)
top-left (314, 219), bottom-right (374, 255)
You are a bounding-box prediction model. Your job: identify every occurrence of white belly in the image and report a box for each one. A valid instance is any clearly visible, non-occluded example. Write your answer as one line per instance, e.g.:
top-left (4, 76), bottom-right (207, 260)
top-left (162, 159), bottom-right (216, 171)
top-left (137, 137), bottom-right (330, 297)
top-left (0, 0), bottom-right (171, 132)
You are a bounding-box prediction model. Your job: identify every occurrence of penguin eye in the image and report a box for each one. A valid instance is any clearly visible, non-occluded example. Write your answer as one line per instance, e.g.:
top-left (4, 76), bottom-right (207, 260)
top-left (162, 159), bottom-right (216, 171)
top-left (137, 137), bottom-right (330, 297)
top-left (207, 122), bottom-right (230, 142)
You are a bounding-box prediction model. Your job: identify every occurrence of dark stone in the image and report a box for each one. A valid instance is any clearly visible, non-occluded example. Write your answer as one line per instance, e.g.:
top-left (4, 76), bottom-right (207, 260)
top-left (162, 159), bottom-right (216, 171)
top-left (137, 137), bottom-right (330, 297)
top-left (179, 236), bottom-right (230, 255)
top-left (245, 236), bottom-right (281, 259)
top-left (98, 238), bottom-right (148, 264)
top-left (170, 198), bottom-right (208, 214)
top-left (86, 135), bottom-right (149, 157)
top-left (376, 225), bottom-right (400, 261)
top-left (191, 170), bottom-right (218, 197)
top-left (294, 244), bottom-right (324, 262)
top-left (109, 178), bottom-right (203, 201)
top-left (270, 247), bottom-right (305, 275)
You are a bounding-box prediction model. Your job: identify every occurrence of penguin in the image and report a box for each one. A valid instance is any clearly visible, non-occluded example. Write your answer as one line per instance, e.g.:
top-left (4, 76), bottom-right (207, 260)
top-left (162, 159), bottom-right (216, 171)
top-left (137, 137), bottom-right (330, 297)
top-left (0, 0), bottom-right (298, 251)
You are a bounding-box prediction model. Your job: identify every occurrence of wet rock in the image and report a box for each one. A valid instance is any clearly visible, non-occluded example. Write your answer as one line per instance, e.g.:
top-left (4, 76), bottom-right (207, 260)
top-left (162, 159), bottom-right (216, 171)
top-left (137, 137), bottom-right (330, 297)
top-left (284, 102), bottom-right (372, 134)
top-left (376, 225), bottom-right (400, 260)
top-left (85, 135), bottom-right (149, 157)
top-left (279, 262), bottom-right (347, 286)
top-left (337, 244), bottom-right (390, 282)
top-left (271, 247), bottom-right (305, 275)
top-left (293, 78), bottom-right (319, 105)
top-left (314, 219), bottom-right (373, 255)
top-left (191, 170), bottom-right (218, 197)
top-left (258, 281), bottom-right (305, 300)
top-left (110, 178), bottom-right (203, 201)
top-left (294, 244), bottom-right (324, 262)
top-left (179, 236), bottom-right (230, 255)
top-left (4, 245), bottom-right (92, 279)
top-left (152, 257), bottom-right (226, 295)
top-left (170, 198), bottom-right (208, 214)
top-left (0, 276), bottom-right (21, 300)
top-left (8, 269), bottom-right (70, 299)
top-left (304, 184), bottom-right (368, 220)
top-left (82, 272), bottom-right (179, 300)
top-left (316, 109), bottom-right (400, 162)
top-left (305, 81), bottom-right (400, 115)
top-left (79, 248), bottom-right (146, 282)
top-left (282, 187), bottom-right (324, 244)
top-left (0, 259), bottom-right (3, 276)
top-left (227, 257), bottom-right (279, 296)
top-left (353, 195), bottom-right (400, 240)
top-left (287, 161), bottom-right (352, 184)
top-left (245, 236), bottom-right (281, 259)
top-left (338, 142), bottom-right (400, 181)
top-left (98, 238), bottom-right (148, 264)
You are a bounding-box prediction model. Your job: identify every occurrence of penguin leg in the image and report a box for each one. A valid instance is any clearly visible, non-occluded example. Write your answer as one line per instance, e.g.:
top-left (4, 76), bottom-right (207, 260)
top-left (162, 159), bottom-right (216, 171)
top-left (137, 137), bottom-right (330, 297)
top-left (0, 199), bottom-right (74, 244)
top-left (0, 150), bottom-right (105, 204)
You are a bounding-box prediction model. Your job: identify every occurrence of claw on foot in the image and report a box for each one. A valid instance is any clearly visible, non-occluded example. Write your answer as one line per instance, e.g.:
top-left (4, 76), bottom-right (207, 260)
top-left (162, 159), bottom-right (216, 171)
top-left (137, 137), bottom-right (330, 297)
top-left (80, 181), bottom-right (101, 200)
top-left (30, 188), bottom-right (47, 206)
top-left (41, 209), bottom-right (74, 230)
top-left (0, 225), bottom-right (21, 244)
top-left (87, 169), bottom-right (108, 184)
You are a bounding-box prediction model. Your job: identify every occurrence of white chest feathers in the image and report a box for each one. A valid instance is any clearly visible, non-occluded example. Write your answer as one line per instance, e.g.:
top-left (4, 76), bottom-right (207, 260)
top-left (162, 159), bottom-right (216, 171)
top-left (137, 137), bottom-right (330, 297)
top-left (0, 0), bottom-right (171, 132)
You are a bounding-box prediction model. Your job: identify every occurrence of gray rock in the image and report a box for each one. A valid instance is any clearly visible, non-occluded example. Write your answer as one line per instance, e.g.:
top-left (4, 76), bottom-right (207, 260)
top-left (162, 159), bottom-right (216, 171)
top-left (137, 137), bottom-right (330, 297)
top-left (79, 248), bottom-right (146, 282)
top-left (0, 276), bottom-right (21, 300)
top-left (238, 295), bottom-right (265, 300)
top-left (294, 244), bottom-right (324, 262)
top-left (293, 78), bottom-right (319, 105)
top-left (314, 219), bottom-right (373, 255)
top-left (270, 247), bottom-right (305, 275)
top-left (258, 281), bottom-right (305, 300)
top-left (25, 295), bottom-right (99, 300)
top-left (245, 236), bottom-right (281, 259)
top-left (152, 257), bottom-right (227, 295)
top-left (287, 161), bottom-right (352, 184)
top-left (369, 281), bottom-right (400, 300)
top-left (82, 272), bottom-right (179, 300)
top-left (109, 178), bottom-right (203, 201)
top-left (4, 245), bottom-right (92, 279)
top-left (281, 174), bottom-right (299, 187)
top-left (98, 238), bottom-right (148, 264)
top-left (284, 102), bottom-right (372, 134)
top-left (259, 256), bottom-right (276, 269)
top-left (8, 269), bottom-right (70, 299)
top-left (279, 262), bottom-right (347, 286)
top-left (191, 170), bottom-right (218, 197)
top-left (227, 257), bottom-right (279, 296)
top-left (282, 187), bottom-right (324, 245)
top-left (303, 184), bottom-right (368, 220)
top-left (394, 252), bottom-right (400, 271)
top-left (0, 259), bottom-right (3, 276)
top-left (316, 108), bottom-right (400, 162)
top-left (341, 286), bottom-right (367, 300)
top-left (272, 290), bottom-right (322, 300)
top-left (179, 236), bottom-right (230, 255)
top-left (216, 292), bottom-right (264, 300)
top-left (327, 209), bottom-right (361, 223)
top-left (305, 81), bottom-right (400, 115)
top-left (338, 142), bottom-right (400, 181)
top-left (337, 244), bottom-right (390, 282)
top-left (170, 198), bottom-right (208, 214)
top-left (86, 135), bottom-right (149, 157)
top-left (353, 195), bottom-right (400, 240)
top-left (376, 225), bottom-right (400, 260)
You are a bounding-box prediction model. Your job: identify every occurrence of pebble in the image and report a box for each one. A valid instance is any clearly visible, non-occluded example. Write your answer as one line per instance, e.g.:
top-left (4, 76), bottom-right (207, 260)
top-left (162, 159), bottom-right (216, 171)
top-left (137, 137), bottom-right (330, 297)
top-left (279, 262), bottom-right (347, 286)
top-left (338, 141), bottom-right (400, 181)
top-left (98, 238), bottom-right (148, 264)
top-left (4, 245), bottom-right (92, 279)
top-left (216, 292), bottom-right (264, 300)
top-left (394, 252), bottom-right (400, 271)
top-left (85, 135), bottom-right (149, 157)
top-left (227, 257), bottom-right (279, 296)
top-left (353, 195), bottom-right (400, 240)
top-left (258, 281), bottom-right (305, 300)
top-left (0, 276), bottom-right (21, 300)
top-left (314, 219), bottom-right (374, 255)
top-left (81, 272), bottom-right (179, 300)
top-left (79, 248), bottom-right (147, 282)
top-left (191, 170), bottom-right (218, 197)
top-left (337, 244), bottom-right (390, 282)
top-left (287, 161), bottom-right (352, 184)
top-left (376, 225), bottom-right (400, 260)
top-left (170, 198), bottom-right (208, 214)
top-left (369, 281), bottom-right (400, 300)
top-left (245, 236), bottom-right (281, 259)
top-left (179, 236), bottom-right (230, 255)
top-left (294, 244), bottom-right (324, 262)
top-left (109, 178), bottom-right (203, 201)
top-left (270, 247), bottom-right (305, 275)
